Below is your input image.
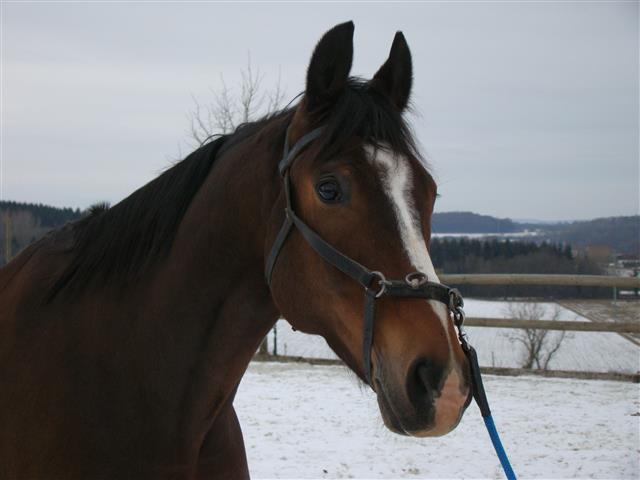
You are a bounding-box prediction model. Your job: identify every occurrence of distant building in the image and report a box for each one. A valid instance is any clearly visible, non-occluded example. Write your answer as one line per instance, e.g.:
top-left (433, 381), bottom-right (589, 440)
top-left (616, 253), bottom-right (640, 269)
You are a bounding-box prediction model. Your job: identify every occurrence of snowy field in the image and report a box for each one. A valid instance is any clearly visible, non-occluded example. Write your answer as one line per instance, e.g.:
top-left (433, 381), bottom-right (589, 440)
top-left (267, 299), bottom-right (639, 374)
top-left (236, 361), bottom-right (639, 479)
top-left (432, 232), bottom-right (541, 239)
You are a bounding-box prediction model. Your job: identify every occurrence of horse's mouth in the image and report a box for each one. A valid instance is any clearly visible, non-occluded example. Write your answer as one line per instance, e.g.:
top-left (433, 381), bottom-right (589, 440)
top-left (373, 368), bottom-right (470, 437)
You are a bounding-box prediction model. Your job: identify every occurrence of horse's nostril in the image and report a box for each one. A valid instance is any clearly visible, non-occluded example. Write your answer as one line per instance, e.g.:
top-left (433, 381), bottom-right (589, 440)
top-left (416, 364), bottom-right (431, 392)
top-left (415, 360), bottom-right (445, 395)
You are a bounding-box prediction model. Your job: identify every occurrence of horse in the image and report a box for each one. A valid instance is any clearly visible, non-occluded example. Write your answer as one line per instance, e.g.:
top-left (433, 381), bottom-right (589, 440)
top-left (0, 21), bottom-right (471, 479)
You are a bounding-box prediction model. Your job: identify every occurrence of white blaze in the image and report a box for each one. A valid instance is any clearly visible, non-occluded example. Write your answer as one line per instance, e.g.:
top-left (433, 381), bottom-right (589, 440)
top-left (365, 145), bottom-right (452, 344)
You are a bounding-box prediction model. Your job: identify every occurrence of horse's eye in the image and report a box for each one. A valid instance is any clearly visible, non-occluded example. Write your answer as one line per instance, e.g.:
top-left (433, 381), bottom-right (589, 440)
top-left (316, 180), bottom-right (341, 203)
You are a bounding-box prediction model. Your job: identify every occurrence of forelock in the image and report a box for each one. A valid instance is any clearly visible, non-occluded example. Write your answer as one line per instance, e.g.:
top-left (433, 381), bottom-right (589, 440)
top-left (312, 78), bottom-right (420, 163)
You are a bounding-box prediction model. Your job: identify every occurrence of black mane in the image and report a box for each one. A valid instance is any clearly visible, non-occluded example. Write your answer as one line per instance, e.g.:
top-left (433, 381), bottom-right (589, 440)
top-left (47, 137), bottom-right (227, 300)
top-left (48, 79), bottom-right (418, 300)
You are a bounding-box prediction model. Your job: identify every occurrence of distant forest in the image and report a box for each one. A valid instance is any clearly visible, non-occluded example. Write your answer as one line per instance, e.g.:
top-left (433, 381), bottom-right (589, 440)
top-left (0, 201), bottom-right (81, 227)
top-left (0, 201), bottom-right (82, 264)
top-left (431, 238), bottom-right (607, 298)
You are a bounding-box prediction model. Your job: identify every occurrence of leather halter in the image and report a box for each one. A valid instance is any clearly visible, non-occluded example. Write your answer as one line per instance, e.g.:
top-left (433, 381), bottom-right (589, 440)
top-left (265, 125), bottom-right (467, 386)
top-left (264, 126), bottom-right (517, 478)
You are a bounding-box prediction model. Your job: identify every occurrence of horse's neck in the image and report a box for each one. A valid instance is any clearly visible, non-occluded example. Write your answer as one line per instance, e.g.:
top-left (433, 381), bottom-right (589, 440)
top-left (0, 127), bottom-right (283, 471)
top-left (128, 132), bottom-right (281, 442)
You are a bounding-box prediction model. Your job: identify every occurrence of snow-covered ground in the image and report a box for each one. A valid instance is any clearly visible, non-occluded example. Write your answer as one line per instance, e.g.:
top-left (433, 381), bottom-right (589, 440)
top-left (236, 361), bottom-right (639, 479)
top-left (432, 232), bottom-right (541, 239)
top-left (267, 299), bottom-right (639, 374)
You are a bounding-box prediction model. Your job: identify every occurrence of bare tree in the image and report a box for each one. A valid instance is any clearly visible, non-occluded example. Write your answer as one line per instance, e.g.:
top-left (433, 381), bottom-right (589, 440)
top-left (504, 303), bottom-right (568, 370)
top-left (188, 52), bottom-right (285, 146)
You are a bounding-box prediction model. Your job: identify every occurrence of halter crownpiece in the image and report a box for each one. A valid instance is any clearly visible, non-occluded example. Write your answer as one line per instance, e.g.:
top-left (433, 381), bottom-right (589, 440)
top-left (264, 124), bottom-right (516, 480)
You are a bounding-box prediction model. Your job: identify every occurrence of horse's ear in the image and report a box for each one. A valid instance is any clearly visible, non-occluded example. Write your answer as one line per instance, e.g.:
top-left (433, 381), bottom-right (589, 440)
top-left (305, 21), bottom-right (354, 112)
top-left (371, 31), bottom-right (412, 111)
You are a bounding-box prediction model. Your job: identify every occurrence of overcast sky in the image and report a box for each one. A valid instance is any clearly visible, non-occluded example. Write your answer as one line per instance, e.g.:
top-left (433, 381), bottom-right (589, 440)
top-left (2, 2), bottom-right (638, 221)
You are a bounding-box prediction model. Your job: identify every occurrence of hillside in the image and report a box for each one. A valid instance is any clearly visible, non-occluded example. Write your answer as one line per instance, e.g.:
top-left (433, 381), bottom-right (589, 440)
top-left (432, 211), bottom-right (519, 233)
top-left (542, 216), bottom-right (639, 255)
top-left (434, 211), bottom-right (639, 255)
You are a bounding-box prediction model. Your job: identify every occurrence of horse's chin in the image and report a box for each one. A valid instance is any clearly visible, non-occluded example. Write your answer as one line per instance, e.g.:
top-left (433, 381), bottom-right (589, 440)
top-left (375, 382), bottom-right (409, 435)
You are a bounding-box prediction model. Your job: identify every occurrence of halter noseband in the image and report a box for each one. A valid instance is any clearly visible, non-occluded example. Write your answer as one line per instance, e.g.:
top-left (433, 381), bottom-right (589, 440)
top-left (264, 125), bottom-right (467, 386)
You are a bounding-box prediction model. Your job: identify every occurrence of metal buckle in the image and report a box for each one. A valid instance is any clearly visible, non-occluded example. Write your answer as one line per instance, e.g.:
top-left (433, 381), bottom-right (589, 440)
top-left (367, 271), bottom-right (388, 298)
top-left (448, 288), bottom-right (465, 327)
top-left (405, 271), bottom-right (428, 289)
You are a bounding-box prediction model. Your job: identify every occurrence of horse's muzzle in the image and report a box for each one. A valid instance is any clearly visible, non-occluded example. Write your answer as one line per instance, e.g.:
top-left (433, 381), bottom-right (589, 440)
top-left (375, 356), bottom-right (472, 437)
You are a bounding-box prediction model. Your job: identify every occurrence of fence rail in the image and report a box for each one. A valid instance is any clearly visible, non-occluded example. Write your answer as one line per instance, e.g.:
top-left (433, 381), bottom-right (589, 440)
top-left (260, 274), bottom-right (639, 382)
top-left (440, 274), bottom-right (640, 289)
top-left (463, 317), bottom-right (639, 333)
top-left (253, 354), bottom-right (640, 383)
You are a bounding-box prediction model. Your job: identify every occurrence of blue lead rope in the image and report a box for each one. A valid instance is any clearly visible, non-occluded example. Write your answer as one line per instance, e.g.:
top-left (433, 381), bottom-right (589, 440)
top-left (462, 340), bottom-right (517, 480)
top-left (484, 415), bottom-right (516, 480)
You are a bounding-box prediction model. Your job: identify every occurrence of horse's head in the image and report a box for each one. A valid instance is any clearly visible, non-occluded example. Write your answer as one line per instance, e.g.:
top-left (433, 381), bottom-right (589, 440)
top-left (266, 21), bottom-right (471, 437)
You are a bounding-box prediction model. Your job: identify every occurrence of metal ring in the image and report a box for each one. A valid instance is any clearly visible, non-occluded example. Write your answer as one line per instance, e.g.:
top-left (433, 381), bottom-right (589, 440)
top-left (448, 288), bottom-right (464, 310)
top-left (453, 307), bottom-right (465, 328)
top-left (367, 271), bottom-right (388, 298)
top-left (405, 271), bottom-right (428, 289)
